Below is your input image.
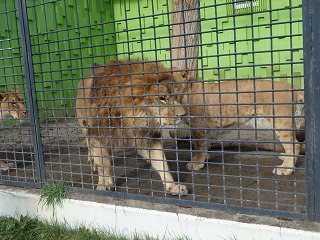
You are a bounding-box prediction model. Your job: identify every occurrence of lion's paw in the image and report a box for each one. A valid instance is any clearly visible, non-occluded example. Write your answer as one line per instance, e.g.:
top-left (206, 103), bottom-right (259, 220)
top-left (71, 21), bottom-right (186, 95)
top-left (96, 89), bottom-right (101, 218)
top-left (96, 185), bottom-right (114, 191)
top-left (186, 162), bottom-right (204, 171)
top-left (169, 184), bottom-right (188, 196)
top-left (272, 166), bottom-right (294, 176)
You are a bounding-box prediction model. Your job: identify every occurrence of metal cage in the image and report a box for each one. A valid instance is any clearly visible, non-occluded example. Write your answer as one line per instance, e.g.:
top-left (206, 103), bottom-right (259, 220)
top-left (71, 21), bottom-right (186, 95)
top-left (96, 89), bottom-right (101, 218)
top-left (0, 0), bottom-right (319, 222)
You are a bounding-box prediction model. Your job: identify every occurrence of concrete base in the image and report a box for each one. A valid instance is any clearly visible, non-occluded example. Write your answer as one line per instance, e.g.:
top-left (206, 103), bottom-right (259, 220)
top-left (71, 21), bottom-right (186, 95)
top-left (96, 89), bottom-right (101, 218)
top-left (0, 187), bottom-right (319, 240)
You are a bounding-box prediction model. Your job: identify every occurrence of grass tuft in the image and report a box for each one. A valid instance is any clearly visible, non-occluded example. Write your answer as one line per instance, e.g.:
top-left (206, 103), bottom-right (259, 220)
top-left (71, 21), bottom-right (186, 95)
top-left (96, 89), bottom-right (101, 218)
top-left (39, 181), bottom-right (68, 210)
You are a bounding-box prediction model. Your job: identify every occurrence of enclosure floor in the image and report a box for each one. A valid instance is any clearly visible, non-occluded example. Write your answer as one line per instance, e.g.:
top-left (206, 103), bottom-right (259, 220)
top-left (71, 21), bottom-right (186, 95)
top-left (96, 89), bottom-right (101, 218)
top-left (0, 119), bottom-right (306, 214)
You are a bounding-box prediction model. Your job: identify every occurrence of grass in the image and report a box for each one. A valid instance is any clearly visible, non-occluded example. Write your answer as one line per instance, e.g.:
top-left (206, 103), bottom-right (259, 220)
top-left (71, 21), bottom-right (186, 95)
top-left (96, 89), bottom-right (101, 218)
top-left (0, 215), bottom-right (189, 240)
top-left (39, 181), bottom-right (68, 210)
top-left (6, 181), bottom-right (188, 240)
top-left (0, 215), bottom-right (127, 240)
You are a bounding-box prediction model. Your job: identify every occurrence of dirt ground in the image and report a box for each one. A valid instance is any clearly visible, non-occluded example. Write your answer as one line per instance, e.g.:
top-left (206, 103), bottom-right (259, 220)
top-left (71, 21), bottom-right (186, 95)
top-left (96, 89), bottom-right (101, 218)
top-left (0, 119), bottom-right (306, 215)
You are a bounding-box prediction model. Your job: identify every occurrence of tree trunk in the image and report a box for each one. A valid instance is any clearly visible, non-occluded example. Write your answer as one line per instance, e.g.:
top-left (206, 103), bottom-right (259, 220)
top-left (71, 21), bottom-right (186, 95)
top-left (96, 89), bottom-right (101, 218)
top-left (171, 0), bottom-right (200, 80)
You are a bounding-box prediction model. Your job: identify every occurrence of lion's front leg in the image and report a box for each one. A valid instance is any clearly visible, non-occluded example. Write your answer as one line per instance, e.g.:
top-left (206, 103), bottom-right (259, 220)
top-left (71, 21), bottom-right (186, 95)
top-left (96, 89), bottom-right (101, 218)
top-left (90, 142), bottom-right (114, 191)
top-left (138, 143), bottom-right (188, 196)
top-left (186, 129), bottom-right (208, 171)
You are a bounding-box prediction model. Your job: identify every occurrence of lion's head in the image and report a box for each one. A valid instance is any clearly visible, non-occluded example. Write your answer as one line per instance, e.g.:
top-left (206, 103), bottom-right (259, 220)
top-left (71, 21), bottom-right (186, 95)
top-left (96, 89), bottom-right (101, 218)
top-left (105, 61), bottom-right (187, 129)
top-left (79, 60), bottom-right (187, 134)
top-left (0, 86), bottom-right (27, 119)
top-left (129, 83), bottom-right (187, 129)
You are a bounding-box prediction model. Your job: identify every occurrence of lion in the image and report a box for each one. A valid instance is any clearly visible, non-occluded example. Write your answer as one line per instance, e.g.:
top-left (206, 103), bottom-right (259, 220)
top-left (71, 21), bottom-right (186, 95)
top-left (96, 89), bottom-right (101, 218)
top-left (76, 59), bottom-right (188, 195)
top-left (0, 85), bottom-right (27, 171)
top-left (181, 79), bottom-right (304, 176)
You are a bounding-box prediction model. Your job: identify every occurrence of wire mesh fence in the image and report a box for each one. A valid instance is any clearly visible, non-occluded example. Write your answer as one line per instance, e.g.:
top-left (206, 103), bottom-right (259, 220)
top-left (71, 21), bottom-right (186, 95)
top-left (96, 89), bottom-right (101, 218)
top-left (1, 0), bottom-right (318, 221)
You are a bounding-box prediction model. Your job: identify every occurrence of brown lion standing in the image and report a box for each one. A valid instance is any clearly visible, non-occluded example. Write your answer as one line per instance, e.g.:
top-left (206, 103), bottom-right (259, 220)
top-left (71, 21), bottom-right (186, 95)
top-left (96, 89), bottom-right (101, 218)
top-left (76, 59), bottom-right (188, 195)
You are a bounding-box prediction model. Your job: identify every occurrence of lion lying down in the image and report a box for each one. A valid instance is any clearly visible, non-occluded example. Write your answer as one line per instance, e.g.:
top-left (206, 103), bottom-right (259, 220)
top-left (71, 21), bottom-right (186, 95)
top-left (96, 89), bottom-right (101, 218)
top-left (0, 86), bottom-right (27, 171)
top-left (182, 79), bottom-right (304, 176)
top-left (76, 60), bottom-right (188, 195)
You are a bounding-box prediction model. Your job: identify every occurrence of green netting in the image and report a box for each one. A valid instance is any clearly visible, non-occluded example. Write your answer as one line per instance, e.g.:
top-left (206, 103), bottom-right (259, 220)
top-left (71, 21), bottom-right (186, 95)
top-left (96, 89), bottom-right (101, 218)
top-left (0, 0), bottom-right (303, 118)
top-left (113, 0), bottom-right (303, 86)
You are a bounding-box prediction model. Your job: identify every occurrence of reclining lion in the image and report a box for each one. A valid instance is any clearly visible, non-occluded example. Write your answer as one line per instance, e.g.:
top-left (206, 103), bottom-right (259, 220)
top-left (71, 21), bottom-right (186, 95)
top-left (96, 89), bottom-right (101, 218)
top-left (182, 79), bottom-right (304, 176)
top-left (76, 60), bottom-right (188, 195)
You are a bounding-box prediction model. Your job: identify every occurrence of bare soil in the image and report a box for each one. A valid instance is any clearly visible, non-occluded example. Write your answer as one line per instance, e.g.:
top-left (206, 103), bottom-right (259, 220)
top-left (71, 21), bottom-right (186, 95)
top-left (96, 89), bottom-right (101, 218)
top-left (0, 119), bottom-right (306, 214)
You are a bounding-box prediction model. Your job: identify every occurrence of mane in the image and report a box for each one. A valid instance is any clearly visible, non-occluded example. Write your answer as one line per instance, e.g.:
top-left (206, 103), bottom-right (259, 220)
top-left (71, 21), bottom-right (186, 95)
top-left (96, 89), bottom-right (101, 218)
top-left (92, 59), bottom-right (172, 87)
top-left (90, 59), bottom-right (172, 100)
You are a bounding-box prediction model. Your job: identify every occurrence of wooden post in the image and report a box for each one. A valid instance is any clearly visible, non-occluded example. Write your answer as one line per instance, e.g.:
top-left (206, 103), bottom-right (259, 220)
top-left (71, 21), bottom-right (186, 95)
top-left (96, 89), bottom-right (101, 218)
top-left (171, 0), bottom-right (200, 80)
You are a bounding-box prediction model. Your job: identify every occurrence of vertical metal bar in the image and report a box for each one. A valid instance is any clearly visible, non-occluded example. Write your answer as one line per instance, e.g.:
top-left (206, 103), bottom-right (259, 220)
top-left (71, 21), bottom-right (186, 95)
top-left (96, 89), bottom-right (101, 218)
top-left (16, 0), bottom-right (46, 187)
top-left (302, 0), bottom-right (320, 222)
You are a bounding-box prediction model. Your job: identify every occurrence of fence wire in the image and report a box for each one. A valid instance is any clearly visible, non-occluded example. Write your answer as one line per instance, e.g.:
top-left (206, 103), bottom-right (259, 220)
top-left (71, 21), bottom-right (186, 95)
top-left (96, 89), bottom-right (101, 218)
top-left (0, 0), bottom-right (316, 221)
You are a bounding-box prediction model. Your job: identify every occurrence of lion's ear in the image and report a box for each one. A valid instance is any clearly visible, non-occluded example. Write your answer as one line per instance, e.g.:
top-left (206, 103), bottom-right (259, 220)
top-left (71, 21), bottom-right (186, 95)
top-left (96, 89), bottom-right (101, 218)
top-left (172, 67), bottom-right (187, 81)
top-left (177, 70), bottom-right (187, 79)
top-left (90, 62), bottom-right (102, 75)
top-left (10, 85), bottom-right (20, 93)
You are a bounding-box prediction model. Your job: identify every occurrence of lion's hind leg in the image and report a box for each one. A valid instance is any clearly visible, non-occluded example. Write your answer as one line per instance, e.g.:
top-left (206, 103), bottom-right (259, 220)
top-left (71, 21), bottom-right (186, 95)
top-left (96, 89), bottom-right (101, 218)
top-left (87, 136), bottom-right (98, 171)
top-left (272, 129), bottom-right (300, 176)
top-left (79, 119), bottom-right (97, 170)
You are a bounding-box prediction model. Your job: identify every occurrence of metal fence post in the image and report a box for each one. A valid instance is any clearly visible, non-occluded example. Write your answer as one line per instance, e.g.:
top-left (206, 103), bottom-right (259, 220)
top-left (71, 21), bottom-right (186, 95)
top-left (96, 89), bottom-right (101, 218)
top-left (16, 0), bottom-right (46, 187)
top-left (302, 0), bottom-right (320, 222)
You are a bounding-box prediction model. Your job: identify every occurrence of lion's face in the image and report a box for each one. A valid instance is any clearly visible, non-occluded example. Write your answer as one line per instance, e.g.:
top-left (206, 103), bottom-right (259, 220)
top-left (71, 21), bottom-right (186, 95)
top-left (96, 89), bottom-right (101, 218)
top-left (141, 84), bottom-right (186, 127)
top-left (0, 86), bottom-right (27, 119)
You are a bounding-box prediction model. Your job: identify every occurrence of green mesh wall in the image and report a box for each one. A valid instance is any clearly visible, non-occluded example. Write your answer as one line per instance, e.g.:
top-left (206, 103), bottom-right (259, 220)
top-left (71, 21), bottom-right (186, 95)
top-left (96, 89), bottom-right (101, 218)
top-left (113, 0), bottom-right (303, 87)
top-left (200, 0), bottom-right (303, 86)
top-left (26, 0), bottom-right (115, 118)
top-left (0, 0), bottom-right (304, 118)
top-left (1, 0), bottom-right (115, 118)
top-left (112, 0), bottom-right (173, 63)
top-left (0, 1), bottom-right (23, 88)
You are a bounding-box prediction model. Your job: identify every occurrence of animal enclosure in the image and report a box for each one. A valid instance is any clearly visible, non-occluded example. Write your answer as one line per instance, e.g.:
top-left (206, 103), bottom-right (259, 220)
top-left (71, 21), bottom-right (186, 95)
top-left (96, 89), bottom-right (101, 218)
top-left (0, 0), bottom-right (319, 221)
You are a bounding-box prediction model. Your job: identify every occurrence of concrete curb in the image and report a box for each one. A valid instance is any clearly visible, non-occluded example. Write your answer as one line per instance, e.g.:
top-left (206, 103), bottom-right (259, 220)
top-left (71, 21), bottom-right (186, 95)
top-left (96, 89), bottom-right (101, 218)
top-left (0, 188), bottom-right (319, 240)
